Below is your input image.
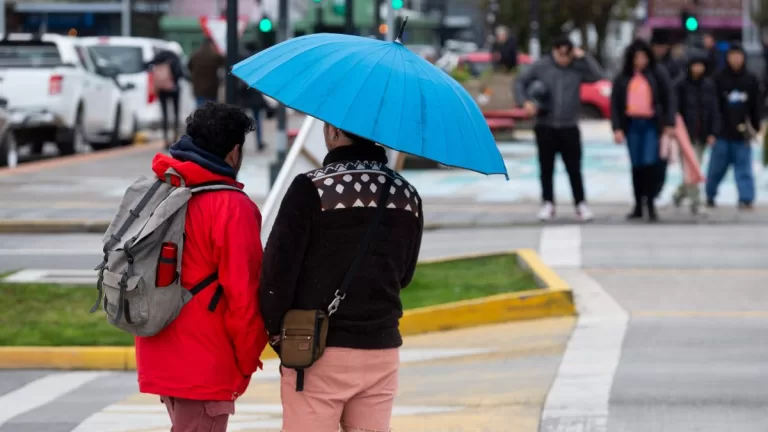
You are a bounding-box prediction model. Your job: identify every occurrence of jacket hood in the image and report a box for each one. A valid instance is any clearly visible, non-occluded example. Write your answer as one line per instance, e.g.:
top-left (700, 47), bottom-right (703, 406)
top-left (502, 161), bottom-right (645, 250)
top-left (152, 136), bottom-right (243, 188)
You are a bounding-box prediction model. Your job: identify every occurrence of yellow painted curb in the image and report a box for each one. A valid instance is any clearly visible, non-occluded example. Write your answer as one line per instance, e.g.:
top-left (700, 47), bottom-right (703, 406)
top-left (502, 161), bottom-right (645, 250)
top-left (0, 250), bottom-right (573, 370)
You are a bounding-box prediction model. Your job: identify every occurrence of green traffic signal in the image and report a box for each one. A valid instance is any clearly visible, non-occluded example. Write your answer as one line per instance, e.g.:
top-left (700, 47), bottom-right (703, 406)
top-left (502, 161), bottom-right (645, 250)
top-left (392, 0), bottom-right (404, 9)
top-left (259, 18), bottom-right (273, 32)
top-left (685, 16), bottom-right (698, 31)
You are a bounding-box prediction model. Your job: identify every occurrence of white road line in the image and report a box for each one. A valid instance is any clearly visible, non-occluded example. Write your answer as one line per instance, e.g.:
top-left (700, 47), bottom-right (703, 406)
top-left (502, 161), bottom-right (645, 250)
top-left (538, 226), bottom-right (582, 268)
top-left (0, 372), bottom-right (108, 427)
top-left (539, 269), bottom-right (629, 432)
top-left (0, 249), bottom-right (97, 255)
top-left (74, 404), bottom-right (462, 432)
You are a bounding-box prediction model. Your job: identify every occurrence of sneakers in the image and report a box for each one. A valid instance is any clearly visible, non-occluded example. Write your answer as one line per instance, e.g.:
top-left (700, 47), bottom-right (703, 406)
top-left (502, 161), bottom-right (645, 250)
top-left (538, 202), bottom-right (555, 221)
top-left (577, 203), bottom-right (594, 222)
top-left (706, 198), bottom-right (717, 209)
top-left (537, 202), bottom-right (594, 222)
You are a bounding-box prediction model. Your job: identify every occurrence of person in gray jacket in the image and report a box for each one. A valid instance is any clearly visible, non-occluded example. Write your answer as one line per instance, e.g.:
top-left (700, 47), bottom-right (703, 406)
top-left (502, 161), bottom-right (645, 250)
top-left (515, 35), bottom-right (603, 222)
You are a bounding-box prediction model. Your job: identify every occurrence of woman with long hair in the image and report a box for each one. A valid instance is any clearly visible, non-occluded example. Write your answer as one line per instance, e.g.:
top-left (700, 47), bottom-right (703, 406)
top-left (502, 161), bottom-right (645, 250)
top-left (611, 39), bottom-right (676, 222)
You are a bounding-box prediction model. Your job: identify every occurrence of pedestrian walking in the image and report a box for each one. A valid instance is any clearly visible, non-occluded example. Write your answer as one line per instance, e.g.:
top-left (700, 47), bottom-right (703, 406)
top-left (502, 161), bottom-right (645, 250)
top-left (707, 43), bottom-right (761, 210)
top-left (238, 41), bottom-right (271, 151)
top-left (134, 103), bottom-right (267, 431)
top-left (514, 35), bottom-right (603, 222)
top-left (611, 39), bottom-right (676, 222)
top-left (672, 54), bottom-right (720, 214)
top-left (492, 25), bottom-right (517, 72)
top-left (259, 127), bottom-right (423, 432)
top-left (147, 49), bottom-right (186, 149)
top-left (650, 32), bottom-right (684, 199)
top-left (188, 38), bottom-right (225, 107)
top-left (702, 32), bottom-right (722, 76)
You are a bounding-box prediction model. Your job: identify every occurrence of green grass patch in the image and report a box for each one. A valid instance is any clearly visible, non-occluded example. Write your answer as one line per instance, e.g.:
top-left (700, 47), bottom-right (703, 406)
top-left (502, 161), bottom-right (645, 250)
top-left (0, 283), bottom-right (134, 346)
top-left (0, 254), bottom-right (538, 346)
top-left (401, 254), bottom-right (538, 309)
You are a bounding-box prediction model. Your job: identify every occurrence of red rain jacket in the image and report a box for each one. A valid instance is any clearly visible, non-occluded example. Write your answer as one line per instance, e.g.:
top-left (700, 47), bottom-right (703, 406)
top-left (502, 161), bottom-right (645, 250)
top-left (135, 153), bottom-right (268, 401)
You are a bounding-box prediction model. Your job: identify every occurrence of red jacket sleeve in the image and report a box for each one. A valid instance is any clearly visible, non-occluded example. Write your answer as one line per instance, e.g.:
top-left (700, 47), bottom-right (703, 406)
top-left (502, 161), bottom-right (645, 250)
top-left (213, 194), bottom-right (268, 378)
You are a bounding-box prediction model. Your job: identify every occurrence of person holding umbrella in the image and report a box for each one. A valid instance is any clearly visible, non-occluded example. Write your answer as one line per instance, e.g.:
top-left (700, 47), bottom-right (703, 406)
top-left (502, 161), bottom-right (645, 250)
top-left (233, 19), bottom-right (506, 432)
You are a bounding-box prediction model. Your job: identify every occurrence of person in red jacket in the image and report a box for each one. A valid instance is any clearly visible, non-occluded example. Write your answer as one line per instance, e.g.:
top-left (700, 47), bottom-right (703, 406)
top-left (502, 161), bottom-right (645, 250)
top-left (135, 102), bottom-right (268, 432)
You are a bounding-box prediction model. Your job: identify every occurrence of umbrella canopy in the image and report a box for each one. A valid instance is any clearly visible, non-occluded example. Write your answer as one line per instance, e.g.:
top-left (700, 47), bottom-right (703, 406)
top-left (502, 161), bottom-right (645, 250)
top-left (232, 31), bottom-right (508, 178)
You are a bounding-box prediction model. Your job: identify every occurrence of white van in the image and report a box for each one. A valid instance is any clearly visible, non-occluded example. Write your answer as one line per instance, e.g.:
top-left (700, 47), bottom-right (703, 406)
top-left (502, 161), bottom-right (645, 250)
top-left (79, 37), bottom-right (196, 131)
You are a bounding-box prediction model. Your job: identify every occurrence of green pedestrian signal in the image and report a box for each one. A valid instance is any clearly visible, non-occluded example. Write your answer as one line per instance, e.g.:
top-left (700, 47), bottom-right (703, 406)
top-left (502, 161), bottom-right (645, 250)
top-left (392, 0), bottom-right (404, 9)
top-left (685, 16), bottom-right (698, 32)
top-left (259, 17), bottom-right (273, 32)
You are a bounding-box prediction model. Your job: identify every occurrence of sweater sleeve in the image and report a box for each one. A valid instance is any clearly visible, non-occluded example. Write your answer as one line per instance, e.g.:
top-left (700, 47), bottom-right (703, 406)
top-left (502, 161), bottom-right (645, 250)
top-left (259, 175), bottom-right (319, 337)
top-left (400, 198), bottom-right (424, 289)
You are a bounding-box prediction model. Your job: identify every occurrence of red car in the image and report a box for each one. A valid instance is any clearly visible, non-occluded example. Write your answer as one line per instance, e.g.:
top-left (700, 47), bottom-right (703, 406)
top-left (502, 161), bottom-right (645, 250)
top-left (458, 52), bottom-right (612, 119)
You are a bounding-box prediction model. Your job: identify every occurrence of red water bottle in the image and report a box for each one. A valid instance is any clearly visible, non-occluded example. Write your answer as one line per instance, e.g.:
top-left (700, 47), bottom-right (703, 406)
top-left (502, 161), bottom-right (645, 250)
top-left (156, 242), bottom-right (178, 287)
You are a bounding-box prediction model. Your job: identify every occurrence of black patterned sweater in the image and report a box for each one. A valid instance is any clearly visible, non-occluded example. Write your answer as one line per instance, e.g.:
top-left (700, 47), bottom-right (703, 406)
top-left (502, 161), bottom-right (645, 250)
top-left (259, 143), bottom-right (424, 349)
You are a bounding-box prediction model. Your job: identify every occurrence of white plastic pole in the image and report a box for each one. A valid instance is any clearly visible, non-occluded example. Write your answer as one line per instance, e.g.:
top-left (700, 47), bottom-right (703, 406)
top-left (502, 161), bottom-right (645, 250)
top-left (386, 0), bottom-right (394, 41)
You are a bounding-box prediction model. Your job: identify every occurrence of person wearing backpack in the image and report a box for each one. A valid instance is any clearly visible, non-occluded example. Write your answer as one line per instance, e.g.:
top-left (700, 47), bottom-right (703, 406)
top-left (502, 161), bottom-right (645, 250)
top-left (92, 102), bottom-right (267, 432)
top-left (259, 125), bottom-right (423, 432)
top-left (611, 39), bottom-right (676, 222)
top-left (148, 50), bottom-right (185, 149)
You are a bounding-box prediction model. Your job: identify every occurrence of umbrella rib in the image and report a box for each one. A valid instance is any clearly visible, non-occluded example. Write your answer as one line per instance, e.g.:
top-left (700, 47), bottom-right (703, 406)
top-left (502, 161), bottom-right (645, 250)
top-left (411, 58), bottom-right (453, 166)
top-left (418, 58), bottom-right (504, 176)
top-left (326, 45), bottom-right (397, 129)
top-left (366, 47), bottom-right (401, 144)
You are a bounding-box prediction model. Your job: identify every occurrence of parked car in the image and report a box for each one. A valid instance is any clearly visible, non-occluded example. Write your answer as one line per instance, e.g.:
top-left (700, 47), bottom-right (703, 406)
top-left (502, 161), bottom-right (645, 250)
top-left (80, 36), bottom-right (196, 131)
top-left (457, 52), bottom-right (612, 119)
top-left (0, 33), bottom-right (138, 155)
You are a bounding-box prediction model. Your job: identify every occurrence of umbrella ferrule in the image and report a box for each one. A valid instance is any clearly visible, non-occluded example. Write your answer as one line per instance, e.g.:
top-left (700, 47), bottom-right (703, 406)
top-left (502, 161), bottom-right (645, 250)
top-left (394, 16), bottom-right (409, 44)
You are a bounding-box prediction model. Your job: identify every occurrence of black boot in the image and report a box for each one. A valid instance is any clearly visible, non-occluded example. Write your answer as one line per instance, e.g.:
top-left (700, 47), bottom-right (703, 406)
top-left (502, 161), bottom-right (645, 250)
top-left (643, 166), bottom-right (659, 222)
top-left (627, 168), bottom-right (643, 220)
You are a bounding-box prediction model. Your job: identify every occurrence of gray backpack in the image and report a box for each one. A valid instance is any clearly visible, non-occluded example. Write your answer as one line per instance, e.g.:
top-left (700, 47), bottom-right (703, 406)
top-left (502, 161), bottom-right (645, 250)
top-left (89, 168), bottom-right (244, 337)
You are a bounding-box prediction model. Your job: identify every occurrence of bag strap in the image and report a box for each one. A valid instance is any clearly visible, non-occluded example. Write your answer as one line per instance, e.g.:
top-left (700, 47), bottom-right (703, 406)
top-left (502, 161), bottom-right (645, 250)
top-left (327, 169), bottom-right (395, 316)
top-left (190, 271), bottom-right (224, 312)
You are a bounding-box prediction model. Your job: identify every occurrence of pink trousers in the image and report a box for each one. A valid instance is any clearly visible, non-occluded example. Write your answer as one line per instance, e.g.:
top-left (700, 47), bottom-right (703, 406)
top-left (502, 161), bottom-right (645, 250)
top-left (280, 347), bottom-right (400, 432)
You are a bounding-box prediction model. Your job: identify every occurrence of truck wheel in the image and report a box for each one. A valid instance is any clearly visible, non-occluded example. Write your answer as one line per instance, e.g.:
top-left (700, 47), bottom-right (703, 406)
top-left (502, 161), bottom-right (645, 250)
top-left (58, 108), bottom-right (84, 156)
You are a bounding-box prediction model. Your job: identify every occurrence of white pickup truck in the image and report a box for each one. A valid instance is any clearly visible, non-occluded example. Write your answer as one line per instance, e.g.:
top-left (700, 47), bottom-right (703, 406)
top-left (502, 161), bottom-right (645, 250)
top-left (0, 33), bottom-right (137, 156)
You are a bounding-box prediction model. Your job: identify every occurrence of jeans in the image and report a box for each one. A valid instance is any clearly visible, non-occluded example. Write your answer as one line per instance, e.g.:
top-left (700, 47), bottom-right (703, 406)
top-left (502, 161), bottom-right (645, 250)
top-left (196, 96), bottom-right (216, 107)
top-left (252, 106), bottom-right (263, 149)
top-left (534, 125), bottom-right (586, 205)
top-left (626, 118), bottom-right (659, 167)
top-left (706, 139), bottom-right (755, 204)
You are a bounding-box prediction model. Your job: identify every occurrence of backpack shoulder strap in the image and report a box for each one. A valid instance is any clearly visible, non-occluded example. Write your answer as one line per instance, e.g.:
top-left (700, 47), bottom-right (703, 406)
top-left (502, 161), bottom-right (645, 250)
top-left (189, 181), bottom-right (246, 195)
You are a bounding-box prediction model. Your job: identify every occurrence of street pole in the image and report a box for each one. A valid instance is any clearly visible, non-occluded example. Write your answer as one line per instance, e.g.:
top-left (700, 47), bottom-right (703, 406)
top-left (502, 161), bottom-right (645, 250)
top-left (270, 0), bottom-right (290, 187)
top-left (0, 0), bottom-right (6, 36)
top-left (121, 0), bottom-right (131, 36)
top-left (386, 0), bottom-right (394, 41)
top-left (373, 0), bottom-right (382, 38)
top-left (315, 0), bottom-right (324, 33)
top-left (345, 0), bottom-right (354, 35)
top-left (225, 0), bottom-right (238, 104)
top-left (529, 0), bottom-right (540, 60)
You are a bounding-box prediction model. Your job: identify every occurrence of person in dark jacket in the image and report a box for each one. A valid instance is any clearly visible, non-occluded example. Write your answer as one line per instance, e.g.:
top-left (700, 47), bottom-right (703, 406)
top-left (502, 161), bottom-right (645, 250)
top-left (702, 32), bottom-right (721, 76)
top-left (672, 55), bottom-right (720, 213)
top-left (514, 35), bottom-right (603, 222)
top-left (188, 38), bottom-right (225, 106)
top-left (259, 126), bottom-right (423, 432)
top-left (611, 39), bottom-right (676, 222)
top-left (238, 41), bottom-right (269, 151)
top-left (147, 50), bottom-right (185, 148)
top-left (707, 43), bottom-right (761, 210)
top-left (492, 25), bottom-right (517, 71)
top-left (649, 32), bottom-right (683, 200)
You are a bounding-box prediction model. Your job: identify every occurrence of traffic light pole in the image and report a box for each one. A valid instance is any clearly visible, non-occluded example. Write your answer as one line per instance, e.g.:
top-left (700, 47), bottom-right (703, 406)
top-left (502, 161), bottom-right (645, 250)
top-left (373, 0), bottom-right (382, 38)
top-left (529, 0), bottom-right (540, 60)
top-left (225, 0), bottom-right (238, 104)
top-left (270, 0), bottom-right (290, 187)
top-left (345, 0), bottom-right (354, 35)
top-left (386, 1), bottom-right (395, 41)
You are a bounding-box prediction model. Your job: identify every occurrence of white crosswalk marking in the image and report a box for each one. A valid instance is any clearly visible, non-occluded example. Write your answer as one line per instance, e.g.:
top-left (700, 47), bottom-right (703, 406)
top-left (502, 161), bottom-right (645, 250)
top-left (0, 372), bottom-right (109, 427)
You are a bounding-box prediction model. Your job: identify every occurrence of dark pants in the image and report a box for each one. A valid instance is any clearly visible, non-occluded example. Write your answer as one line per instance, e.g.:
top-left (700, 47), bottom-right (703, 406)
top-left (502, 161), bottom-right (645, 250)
top-left (158, 90), bottom-right (180, 146)
top-left (252, 106), bottom-right (264, 149)
top-left (160, 396), bottom-right (234, 432)
top-left (534, 125), bottom-right (585, 205)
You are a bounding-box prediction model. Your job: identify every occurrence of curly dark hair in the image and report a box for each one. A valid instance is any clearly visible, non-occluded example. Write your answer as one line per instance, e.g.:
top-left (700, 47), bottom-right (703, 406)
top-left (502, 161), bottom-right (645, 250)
top-left (621, 39), bottom-right (656, 77)
top-left (185, 102), bottom-right (255, 159)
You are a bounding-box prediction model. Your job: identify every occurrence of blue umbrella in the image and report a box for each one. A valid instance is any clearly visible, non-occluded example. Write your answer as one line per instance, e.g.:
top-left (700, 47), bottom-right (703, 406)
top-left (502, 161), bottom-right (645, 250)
top-left (232, 22), bottom-right (508, 178)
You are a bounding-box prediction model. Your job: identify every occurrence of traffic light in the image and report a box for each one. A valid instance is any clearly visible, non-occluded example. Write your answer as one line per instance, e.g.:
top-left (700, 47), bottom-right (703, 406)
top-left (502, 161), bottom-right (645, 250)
top-left (259, 17), bottom-right (273, 32)
top-left (332, 0), bottom-right (345, 15)
top-left (681, 10), bottom-right (699, 32)
top-left (392, 0), bottom-right (404, 9)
